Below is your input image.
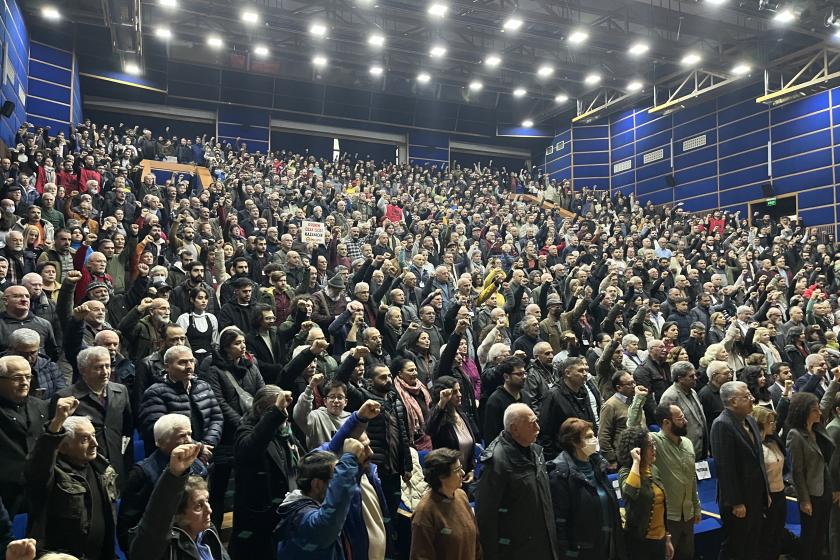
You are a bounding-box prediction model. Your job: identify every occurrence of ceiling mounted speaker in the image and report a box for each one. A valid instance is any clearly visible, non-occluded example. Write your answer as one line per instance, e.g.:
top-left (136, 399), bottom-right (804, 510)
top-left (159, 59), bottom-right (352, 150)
top-left (666, 174), bottom-right (676, 187)
top-left (0, 101), bottom-right (14, 118)
top-left (761, 182), bottom-right (775, 198)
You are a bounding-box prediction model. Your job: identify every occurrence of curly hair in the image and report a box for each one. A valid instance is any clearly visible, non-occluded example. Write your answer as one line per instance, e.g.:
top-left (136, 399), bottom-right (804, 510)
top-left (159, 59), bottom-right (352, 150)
top-left (740, 365), bottom-right (770, 404)
top-left (616, 425), bottom-right (651, 468)
top-left (786, 391), bottom-right (820, 432)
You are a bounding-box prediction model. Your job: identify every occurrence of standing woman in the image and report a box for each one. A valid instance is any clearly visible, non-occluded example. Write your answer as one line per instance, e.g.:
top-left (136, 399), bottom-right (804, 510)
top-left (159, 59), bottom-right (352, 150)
top-left (409, 448), bottom-right (482, 560)
top-left (391, 357), bottom-right (433, 451)
top-left (751, 405), bottom-right (788, 560)
top-left (549, 418), bottom-right (626, 560)
top-left (176, 286), bottom-right (219, 362)
top-left (426, 377), bottom-right (479, 484)
top-left (660, 322), bottom-right (679, 355)
top-left (786, 390), bottom-right (840, 560)
top-left (617, 426), bottom-right (673, 560)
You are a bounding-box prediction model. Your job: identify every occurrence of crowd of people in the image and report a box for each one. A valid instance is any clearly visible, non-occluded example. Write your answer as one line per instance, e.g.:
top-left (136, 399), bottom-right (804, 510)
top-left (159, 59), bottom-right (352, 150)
top-left (0, 117), bottom-right (837, 560)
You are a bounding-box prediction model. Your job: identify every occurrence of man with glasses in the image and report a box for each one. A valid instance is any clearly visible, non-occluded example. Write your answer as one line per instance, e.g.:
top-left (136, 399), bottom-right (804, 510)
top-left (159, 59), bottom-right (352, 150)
top-left (698, 360), bottom-right (732, 431)
top-left (599, 372), bottom-right (647, 471)
top-left (711, 381), bottom-right (769, 560)
top-left (660, 361), bottom-right (708, 460)
top-left (0, 285), bottom-right (59, 361)
top-left (483, 357), bottom-right (530, 444)
top-left (7, 328), bottom-right (64, 401)
top-left (0, 355), bottom-right (47, 516)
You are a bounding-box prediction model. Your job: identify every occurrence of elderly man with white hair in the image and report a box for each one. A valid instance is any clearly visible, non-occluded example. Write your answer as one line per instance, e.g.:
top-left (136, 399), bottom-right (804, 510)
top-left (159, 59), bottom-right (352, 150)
top-left (793, 352), bottom-right (831, 399)
top-left (53, 345), bottom-right (133, 486)
top-left (475, 402), bottom-right (557, 559)
top-left (26, 394), bottom-right (119, 559)
top-left (6, 328), bottom-right (64, 400)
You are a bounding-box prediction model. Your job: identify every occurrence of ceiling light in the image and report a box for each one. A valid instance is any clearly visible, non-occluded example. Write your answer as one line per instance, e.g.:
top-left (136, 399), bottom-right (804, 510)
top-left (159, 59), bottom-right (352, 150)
top-left (584, 73), bottom-right (601, 85)
top-left (428, 3), bottom-right (448, 17)
top-left (241, 10), bottom-right (259, 24)
top-left (706, 0), bottom-right (727, 4)
top-left (731, 62), bottom-right (752, 75)
top-left (503, 16), bottom-right (523, 31)
top-left (773, 8), bottom-right (795, 23)
top-left (41, 6), bottom-right (61, 20)
top-left (430, 45), bottom-right (447, 58)
top-left (254, 45), bottom-right (269, 57)
top-left (554, 94), bottom-right (569, 104)
top-left (513, 87), bottom-right (527, 98)
top-left (370, 65), bottom-right (384, 76)
top-left (627, 80), bottom-right (643, 92)
top-left (835, 28), bottom-right (840, 39)
top-left (310, 22), bottom-right (328, 37)
top-left (368, 33), bottom-right (385, 47)
top-left (681, 52), bottom-right (701, 66)
top-left (207, 35), bottom-right (223, 48)
top-left (155, 27), bottom-right (172, 39)
top-left (485, 54), bottom-right (502, 67)
top-left (522, 119), bottom-right (534, 127)
top-left (628, 42), bottom-right (649, 56)
top-left (468, 80), bottom-right (483, 91)
top-left (124, 62), bottom-right (141, 75)
top-left (417, 72), bottom-right (431, 83)
top-left (568, 29), bottom-right (589, 45)
top-left (312, 55), bottom-right (328, 67)
top-left (537, 65), bottom-right (554, 78)
top-left (159, 0), bottom-right (177, 7)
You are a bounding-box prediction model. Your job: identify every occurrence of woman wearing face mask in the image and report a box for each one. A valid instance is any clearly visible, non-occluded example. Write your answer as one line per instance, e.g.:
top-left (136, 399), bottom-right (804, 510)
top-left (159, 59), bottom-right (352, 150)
top-left (548, 418), bottom-right (626, 560)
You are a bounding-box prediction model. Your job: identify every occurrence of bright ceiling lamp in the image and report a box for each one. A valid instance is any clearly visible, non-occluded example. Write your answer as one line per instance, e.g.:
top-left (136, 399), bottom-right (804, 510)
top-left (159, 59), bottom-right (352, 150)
top-left (503, 16), bottom-right (523, 31)
top-left (628, 42), bottom-right (649, 56)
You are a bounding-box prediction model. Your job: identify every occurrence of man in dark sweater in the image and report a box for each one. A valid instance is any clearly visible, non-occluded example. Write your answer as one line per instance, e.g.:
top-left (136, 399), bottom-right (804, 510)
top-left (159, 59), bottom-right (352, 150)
top-left (482, 357), bottom-right (530, 444)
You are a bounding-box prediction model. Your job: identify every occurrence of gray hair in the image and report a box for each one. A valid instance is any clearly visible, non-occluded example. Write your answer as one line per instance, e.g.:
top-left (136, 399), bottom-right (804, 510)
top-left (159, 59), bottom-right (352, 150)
top-left (62, 415), bottom-right (93, 439)
top-left (806, 353), bottom-right (825, 370)
top-left (354, 281), bottom-right (369, 294)
top-left (719, 381), bottom-right (746, 406)
top-left (736, 305), bottom-right (754, 316)
top-left (621, 334), bottom-right (639, 348)
top-left (77, 346), bottom-right (110, 372)
top-left (9, 328), bottom-right (40, 348)
top-left (164, 344), bottom-right (193, 365)
top-left (707, 360), bottom-right (730, 377)
top-left (670, 361), bottom-right (695, 382)
top-left (487, 343), bottom-right (510, 363)
top-left (503, 402), bottom-right (533, 432)
top-left (153, 413), bottom-right (191, 446)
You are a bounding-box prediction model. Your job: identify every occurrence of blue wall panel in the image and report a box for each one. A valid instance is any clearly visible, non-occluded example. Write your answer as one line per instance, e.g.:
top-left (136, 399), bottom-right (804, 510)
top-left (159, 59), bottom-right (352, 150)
top-left (26, 42), bottom-right (74, 136)
top-left (217, 105), bottom-right (270, 153)
top-left (1, 0), bottom-right (28, 146)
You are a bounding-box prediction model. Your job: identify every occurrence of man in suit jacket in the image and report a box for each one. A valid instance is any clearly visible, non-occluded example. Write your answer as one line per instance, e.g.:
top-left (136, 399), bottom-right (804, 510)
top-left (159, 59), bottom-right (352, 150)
top-left (794, 353), bottom-right (830, 399)
top-left (0, 355), bottom-right (48, 515)
top-left (710, 380), bottom-right (769, 560)
top-left (660, 361), bottom-right (708, 460)
top-left (53, 346), bottom-right (133, 487)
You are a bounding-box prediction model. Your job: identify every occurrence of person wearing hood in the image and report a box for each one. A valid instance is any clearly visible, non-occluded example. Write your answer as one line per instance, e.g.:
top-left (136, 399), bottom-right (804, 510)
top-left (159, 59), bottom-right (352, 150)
top-left (293, 372), bottom-right (352, 449)
top-left (218, 277), bottom-right (256, 333)
top-left (200, 326), bottom-right (265, 528)
top-left (230, 385), bottom-right (302, 559)
top-left (275, 399), bottom-right (387, 560)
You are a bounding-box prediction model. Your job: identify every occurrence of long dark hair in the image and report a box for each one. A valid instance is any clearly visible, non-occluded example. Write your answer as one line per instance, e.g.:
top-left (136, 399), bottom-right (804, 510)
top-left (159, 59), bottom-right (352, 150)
top-left (786, 391), bottom-right (819, 432)
top-left (741, 365), bottom-right (771, 404)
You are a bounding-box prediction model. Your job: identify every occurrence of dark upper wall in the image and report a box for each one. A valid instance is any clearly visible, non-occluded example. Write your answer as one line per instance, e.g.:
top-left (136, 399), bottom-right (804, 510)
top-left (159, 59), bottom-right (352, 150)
top-left (1, 0), bottom-right (28, 147)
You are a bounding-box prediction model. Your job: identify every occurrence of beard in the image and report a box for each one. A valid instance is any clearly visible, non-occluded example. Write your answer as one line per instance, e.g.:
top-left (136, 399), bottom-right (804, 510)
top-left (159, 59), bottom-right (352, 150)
top-left (672, 424), bottom-right (688, 438)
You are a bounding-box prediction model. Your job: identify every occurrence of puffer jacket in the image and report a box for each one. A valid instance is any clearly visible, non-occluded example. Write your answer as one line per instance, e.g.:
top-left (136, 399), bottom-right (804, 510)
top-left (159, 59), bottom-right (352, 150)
top-left (139, 377), bottom-right (223, 448)
top-left (129, 468), bottom-right (230, 560)
top-left (200, 350), bottom-right (265, 451)
top-left (0, 352), bottom-right (65, 401)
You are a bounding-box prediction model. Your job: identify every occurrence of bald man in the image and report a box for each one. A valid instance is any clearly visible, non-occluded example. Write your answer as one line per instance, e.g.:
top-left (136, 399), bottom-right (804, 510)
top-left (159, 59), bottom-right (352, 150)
top-left (0, 285), bottom-right (59, 360)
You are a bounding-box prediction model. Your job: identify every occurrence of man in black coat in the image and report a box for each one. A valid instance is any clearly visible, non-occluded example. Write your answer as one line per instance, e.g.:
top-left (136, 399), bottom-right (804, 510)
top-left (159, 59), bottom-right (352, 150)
top-left (633, 339), bottom-right (670, 420)
top-left (218, 277), bottom-right (256, 332)
top-left (539, 356), bottom-right (599, 460)
top-left (710, 380), bottom-right (769, 560)
top-left (0, 355), bottom-right (48, 516)
top-left (476, 403), bottom-right (558, 560)
top-left (483, 356), bottom-right (530, 444)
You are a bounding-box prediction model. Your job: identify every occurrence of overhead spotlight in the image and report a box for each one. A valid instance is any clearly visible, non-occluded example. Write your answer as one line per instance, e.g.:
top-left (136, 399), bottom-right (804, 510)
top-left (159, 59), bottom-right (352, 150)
top-left (731, 62), bottom-right (752, 75)
top-left (417, 72), bottom-right (431, 83)
top-left (537, 64), bottom-right (554, 77)
top-left (706, 0), bottom-right (727, 5)
top-left (513, 87), bottom-right (527, 98)
top-left (554, 93), bottom-right (569, 104)
top-left (124, 62), bottom-right (141, 75)
top-left (254, 45), bottom-right (269, 57)
top-left (826, 10), bottom-right (839, 27)
top-left (773, 8), bottom-right (795, 23)
top-left (681, 52), bottom-right (702, 66)
top-left (207, 35), bottom-right (223, 49)
top-left (428, 3), bottom-right (448, 17)
top-left (468, 80), bottom-right (483, 91)
top-left (568, 29), bottom-right (589, 45)
top-left (241, 10), bottom-right (259, 24)
top-left (485, 54), bottom-right (502, 67)
top-left (41, 6), bottom-right (61, 20)
top-left (155, 27), bottom-right (172, 39)
top-left (312, 55), bottom-right (328, 67)
top-left (159, 0), bottom-right (177, 7)
top-left (522, 119), bottom-right (534, 127)
top-left (627, 80), bottom-right (643, 92)
top-left (368, 33), bottom-right (385, 47)
top-left (310, 22), bottom-right (328, 37)
top-left (628, 42), bottom-right (649, 56)
top-left (430, 44), bottom-right (447, 57)
top-left (369, 65), bottom-right (384, 76)
top-left (584, 72), bottom-right (601, 85)
top-left (503, 16), bottom-right (523, 31)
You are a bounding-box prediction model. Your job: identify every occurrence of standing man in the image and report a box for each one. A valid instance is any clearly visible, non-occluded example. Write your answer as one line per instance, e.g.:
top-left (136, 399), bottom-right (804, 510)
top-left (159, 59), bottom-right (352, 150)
top-left (476, 403), bottom-right (557, 560)
top-left (539, 357), bottom-right (599, 460)
top-left (710, 381), bottom-right (769, 560)
top-left (483, 357), bottom-right (530, 443)
top-left (599, 374), bottom-right (647, 471)
top-left (659, 362), bottom-right (708, 460)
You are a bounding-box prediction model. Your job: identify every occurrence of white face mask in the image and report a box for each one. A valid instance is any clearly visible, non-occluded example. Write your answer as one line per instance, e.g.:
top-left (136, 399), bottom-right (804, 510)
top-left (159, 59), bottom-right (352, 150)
top-left (581, 436), bottom-right (598, 457)
top-left (152, 274), bottom-right (166, 283)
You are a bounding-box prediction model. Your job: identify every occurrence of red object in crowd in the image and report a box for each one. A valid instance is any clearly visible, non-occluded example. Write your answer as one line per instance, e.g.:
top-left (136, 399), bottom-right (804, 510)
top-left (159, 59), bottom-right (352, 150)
top-left (707, 217), bottom-right (725, 235)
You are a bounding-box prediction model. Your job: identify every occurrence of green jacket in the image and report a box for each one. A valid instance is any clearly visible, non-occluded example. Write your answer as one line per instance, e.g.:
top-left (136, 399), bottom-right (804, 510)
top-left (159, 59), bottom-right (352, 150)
top-left (618, 467), bottom-right (668, 541)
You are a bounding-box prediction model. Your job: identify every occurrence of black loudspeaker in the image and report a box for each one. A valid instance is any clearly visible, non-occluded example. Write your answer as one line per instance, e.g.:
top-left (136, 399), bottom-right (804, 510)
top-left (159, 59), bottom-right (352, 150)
top-left (761, 182), bottom-right (775, 198)
top-left (666, 174), bottom-right (676, 187)
top-left (0, 101), bottom-right (14, 118)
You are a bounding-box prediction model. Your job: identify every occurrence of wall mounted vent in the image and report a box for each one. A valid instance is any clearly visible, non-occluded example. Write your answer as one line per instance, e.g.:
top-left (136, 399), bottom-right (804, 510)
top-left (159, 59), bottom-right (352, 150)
top-left (643, 148), bottom-right (664, 164)
top-left (555, 141), bottom-right (565, 151)
top-left (613, 159), bottom-right (632, 173)
top-left (683, 134), bottom-right (707, 151)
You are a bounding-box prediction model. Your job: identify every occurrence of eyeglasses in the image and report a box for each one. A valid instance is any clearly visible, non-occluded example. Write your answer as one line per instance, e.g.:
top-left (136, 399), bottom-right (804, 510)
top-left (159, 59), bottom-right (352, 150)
top-left (326, 395), bottom-right (346, 402)
top-left (0, 375), bottom-right (32, 383)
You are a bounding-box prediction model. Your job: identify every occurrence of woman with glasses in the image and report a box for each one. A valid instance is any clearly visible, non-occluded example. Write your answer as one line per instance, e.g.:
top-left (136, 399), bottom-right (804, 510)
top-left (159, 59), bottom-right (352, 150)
top-left (410, 448), bottom-right (481, 559)
top-left (292, 373), bottom-right (351, 449)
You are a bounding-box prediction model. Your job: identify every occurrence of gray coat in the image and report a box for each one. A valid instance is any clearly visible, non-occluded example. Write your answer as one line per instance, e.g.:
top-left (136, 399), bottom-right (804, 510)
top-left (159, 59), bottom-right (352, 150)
top-left (660, 384), bottom-right (709, 460)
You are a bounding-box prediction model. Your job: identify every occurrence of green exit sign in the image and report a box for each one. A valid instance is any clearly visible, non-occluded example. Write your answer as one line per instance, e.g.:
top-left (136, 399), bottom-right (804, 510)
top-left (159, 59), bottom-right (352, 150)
top-left (767, 198), bottom-right (777, 206)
